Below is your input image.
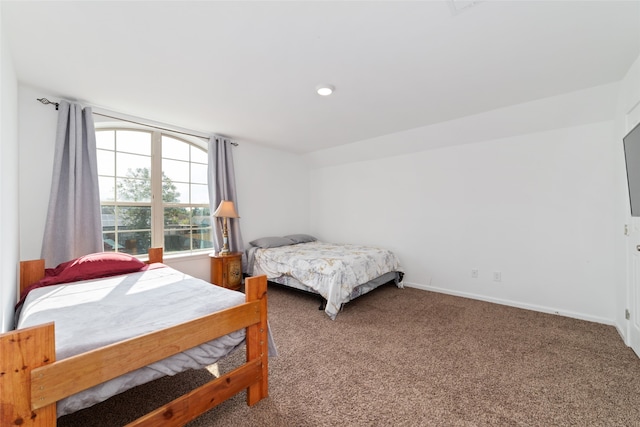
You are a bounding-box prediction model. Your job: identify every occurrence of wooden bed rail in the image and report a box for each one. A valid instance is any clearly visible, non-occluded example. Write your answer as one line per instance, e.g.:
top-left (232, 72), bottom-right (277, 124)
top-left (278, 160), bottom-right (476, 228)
top-left (1, 274), bottom-right (269, 426)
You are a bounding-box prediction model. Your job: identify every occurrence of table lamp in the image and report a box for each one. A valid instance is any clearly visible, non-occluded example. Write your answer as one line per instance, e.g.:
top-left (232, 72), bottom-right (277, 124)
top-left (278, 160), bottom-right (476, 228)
top-left (213, 200), bottom-right (239, 255)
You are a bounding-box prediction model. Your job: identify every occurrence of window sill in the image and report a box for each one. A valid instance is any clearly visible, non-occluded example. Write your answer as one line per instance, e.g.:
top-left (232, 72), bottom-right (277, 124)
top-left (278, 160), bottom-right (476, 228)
top-left (145, 250), bottom-right (215, 263)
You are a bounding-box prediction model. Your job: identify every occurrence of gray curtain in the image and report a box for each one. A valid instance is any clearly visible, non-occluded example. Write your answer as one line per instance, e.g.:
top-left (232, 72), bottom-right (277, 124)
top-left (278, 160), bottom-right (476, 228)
top-left (41, 101), bottom-right (103, 267)
top-left (208, 136), bottom-right (245, 263)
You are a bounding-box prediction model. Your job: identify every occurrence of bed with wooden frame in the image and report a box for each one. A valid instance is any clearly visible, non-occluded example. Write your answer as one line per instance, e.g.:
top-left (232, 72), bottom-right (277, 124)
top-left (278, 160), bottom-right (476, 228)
top-left (0, 248), bottom-right (269, 426)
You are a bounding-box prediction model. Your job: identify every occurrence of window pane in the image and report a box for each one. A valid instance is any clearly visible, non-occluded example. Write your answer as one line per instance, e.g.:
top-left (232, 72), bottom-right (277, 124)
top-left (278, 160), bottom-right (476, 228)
top-left (117, 177), bottom-right (151, 202)
top-left (116, 130), bottom-right (151, 155)
top-left (97, 149), bottom-right (115, 176)
top-left (164, 206), bottom-right (191, 227)
top-left (164, 206), bottom-right (191, 252)
top-left (118, 231), bottom-right (151, 255)
top-left (191, 163), bottom-right (207, 184)
top-left (191, 184), bottom-right (208, 204)
top-left (116, 153), bottom-right (151, 177)
top-left (99, 177), bottom-right (116, 201)
top-left (191, 207), bottom-right (211, 226)
top-left (191, 145), bottom-right (207, 164)
top-left (101, 205), bottom-right (116, 230)
top-left (191, 227), bottom-right (213, 249)
top-left (162, 158), bottom-right (189, 183)
top-left (117, 206), bottom-right (151, 229)
top-left (164, 225), bottom-right (213, 252)
top-left (166, 182), bottom-right (189, 203)
top-left (189, 209), bottom-right (213, 251)
top-left (102, 232), bottom-right (118, 252)
top-left (162, 179), bottom-right (182, 203)
top-left (162, 136), bottom-right (189, 161)
top-left (164, 230), bottom-right (191, 252)
top-left (166, 236), bottom-right (189, 251)
top-left (96, 130), bottom-right (115, 150)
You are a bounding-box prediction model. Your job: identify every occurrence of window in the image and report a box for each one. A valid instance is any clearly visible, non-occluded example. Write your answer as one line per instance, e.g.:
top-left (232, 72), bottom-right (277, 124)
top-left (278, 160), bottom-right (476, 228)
top-left (96, 129), bottom-right (213, 256)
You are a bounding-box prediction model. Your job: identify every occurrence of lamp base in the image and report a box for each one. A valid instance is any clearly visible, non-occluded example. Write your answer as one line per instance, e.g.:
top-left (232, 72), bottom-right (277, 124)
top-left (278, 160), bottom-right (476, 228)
top-left (219, 217), bottom-right (231, 256)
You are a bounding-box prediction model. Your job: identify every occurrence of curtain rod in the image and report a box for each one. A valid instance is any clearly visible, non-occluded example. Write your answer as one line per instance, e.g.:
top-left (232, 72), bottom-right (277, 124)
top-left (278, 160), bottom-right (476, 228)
top-left (36, 97), bottom-right (238, 146)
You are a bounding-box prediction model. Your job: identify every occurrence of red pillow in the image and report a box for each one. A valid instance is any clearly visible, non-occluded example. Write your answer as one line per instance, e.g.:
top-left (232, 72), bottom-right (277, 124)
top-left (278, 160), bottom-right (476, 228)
top-left (44, 252), bottom-right (147, 286)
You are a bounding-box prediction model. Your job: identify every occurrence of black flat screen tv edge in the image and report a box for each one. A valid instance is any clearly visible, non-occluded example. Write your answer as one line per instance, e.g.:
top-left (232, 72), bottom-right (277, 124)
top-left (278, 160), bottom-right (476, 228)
top-left (623, 120), bottom-right (640, 217)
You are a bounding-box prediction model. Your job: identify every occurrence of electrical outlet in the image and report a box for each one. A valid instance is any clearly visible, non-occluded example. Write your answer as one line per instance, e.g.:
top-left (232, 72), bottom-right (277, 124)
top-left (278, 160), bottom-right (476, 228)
top-left (471, 269), bottom-right (479, 278)
top-left (493, 271), bottom-right (502, 282)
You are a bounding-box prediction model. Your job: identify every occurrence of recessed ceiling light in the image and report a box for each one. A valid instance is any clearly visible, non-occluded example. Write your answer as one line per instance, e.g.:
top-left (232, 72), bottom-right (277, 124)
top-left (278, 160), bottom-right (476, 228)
top-left (448, 0), bottom-right (482, 15)
top-left (316, 84), bottom-right (334, 96)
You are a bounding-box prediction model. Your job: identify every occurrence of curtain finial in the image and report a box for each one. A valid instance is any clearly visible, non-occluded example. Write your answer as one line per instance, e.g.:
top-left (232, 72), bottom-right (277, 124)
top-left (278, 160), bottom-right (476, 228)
top-left (37, 98), bottom-right (60, 110)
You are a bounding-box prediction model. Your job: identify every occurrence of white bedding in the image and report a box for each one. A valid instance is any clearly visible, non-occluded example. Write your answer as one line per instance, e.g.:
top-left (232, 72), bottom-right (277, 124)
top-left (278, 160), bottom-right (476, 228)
top-left (17, 265), bottom-right (247, 417)
top-left (249, 241), bottom-right (403, 319)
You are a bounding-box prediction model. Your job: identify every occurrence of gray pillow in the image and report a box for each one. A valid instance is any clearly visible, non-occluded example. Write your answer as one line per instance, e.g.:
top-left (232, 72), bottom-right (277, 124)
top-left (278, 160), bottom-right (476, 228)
top-left (283, 234), bottom-right (317, 244)
top-left (249, 236), bottom-right (294, 248)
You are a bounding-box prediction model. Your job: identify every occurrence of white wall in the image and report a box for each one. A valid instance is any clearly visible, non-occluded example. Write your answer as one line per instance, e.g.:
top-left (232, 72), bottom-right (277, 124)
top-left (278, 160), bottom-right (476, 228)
top-left (17, 85), bottom-right (310, 281)
top-left (0, 13), bottom-right (20, 332)
top-left (18, 85), bottom-right (57, 261)
top-left (308, 85), bottom-right (624, 325)
top-left (232, 140), bottom-right (310, 243)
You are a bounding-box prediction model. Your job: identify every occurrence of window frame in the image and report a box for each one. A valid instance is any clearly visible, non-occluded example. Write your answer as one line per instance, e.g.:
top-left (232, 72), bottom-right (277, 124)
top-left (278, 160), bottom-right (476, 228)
top-left (96, 123), bottom-right (212, 256)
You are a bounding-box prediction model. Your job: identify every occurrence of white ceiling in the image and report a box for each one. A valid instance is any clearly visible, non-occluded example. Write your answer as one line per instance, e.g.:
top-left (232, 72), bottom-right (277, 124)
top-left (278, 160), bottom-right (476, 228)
top-left (2, 1), bottom-right (639, 154)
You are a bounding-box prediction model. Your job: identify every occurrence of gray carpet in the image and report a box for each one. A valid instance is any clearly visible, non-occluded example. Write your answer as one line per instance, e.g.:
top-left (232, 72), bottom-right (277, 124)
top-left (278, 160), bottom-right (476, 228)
top-left (59, 283), bottom-right (640, 426)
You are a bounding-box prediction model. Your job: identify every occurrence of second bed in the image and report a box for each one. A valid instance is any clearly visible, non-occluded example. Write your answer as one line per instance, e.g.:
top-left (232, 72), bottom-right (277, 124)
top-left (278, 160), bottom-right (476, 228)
top-left (247, 234), bottom-right (403, 319)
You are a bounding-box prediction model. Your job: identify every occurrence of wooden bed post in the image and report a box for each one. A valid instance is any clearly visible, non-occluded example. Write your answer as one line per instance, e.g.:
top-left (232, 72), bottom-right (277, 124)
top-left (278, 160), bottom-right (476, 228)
top-left (0, 323), bottom-right (56, 426)
top-left (146, 247), bottom-right (163, 264)
top-left (244, 275), bottom-right (269, 405)
top-left (19, 259), bottom-right (45, 297)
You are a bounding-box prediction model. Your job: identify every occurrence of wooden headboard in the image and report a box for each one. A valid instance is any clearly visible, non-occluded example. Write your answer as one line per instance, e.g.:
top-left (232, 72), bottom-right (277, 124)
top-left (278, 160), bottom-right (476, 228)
top-left (19, 248), bottom-right (164, 298)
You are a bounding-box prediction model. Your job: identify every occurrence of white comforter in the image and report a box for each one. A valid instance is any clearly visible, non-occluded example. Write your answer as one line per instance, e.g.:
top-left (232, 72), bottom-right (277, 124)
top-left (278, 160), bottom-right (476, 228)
top-left (251, 241), bottom-right (403, 319)
top-left (18, 266), bottom-right (247, 416)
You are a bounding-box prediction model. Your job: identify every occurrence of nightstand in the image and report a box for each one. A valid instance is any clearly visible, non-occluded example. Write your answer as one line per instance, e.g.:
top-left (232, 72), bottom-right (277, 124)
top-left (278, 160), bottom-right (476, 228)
top-left (210, 252), bottom-right (243, 291)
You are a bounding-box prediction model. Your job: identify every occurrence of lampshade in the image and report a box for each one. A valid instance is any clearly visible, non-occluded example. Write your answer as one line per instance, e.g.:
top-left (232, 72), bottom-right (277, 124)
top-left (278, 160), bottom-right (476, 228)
top-left (213, 200), bottom-right (239, 218)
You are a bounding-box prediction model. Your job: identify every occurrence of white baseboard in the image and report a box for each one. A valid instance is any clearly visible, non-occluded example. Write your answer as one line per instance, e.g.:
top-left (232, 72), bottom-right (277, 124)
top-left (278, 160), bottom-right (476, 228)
top-left (403, 281), bottom-right (616, 327)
